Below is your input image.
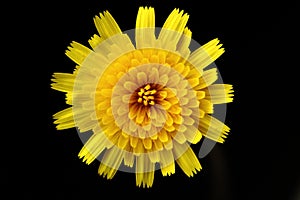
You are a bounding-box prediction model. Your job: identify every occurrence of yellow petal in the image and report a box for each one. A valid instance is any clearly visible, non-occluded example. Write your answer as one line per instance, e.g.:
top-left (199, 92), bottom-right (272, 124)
top-left (51, 73), bottom-right (75, 92)
top-left (158, 129), bottom-right (168, 142)
top-left (136, 154), bottom-right (155, 188)
top-left (94, 11), bottom-right (122, 39)
top-left (78, 133), bottom-right (107, 164)
top-left (188, 77), bottom-right (200, 88)
top-left (199, 99), bottom-right (214, 114)
top-left (136, 7), bottom-right (155, 29)
top-left (118, 133), bottom-right (129, 149)
top-left (161, 161), bottom-right (175, 176)
top-left (130, 136), bottom-right (139, 148)
top-left (65, 41), bottom-right (92, 65)
top-left (98, 164), bottom-right (118, 180)
top-left (174, 143), bottom-right (201, 177)
top-left (158, 9), bottom-right (189, 50)
top-left (53, 107), bottom-right (75, 130)
top-left (88, 34), bottom-right (103, 49)
top-left (142, 138), bottom-right (152, 150)
top-left (198, 114), bottom-right (230, 143)
top-left (136, 106), bottom-right (146, 124)
top-left (153, 139), bottom-right (163, 151)
top-left (134, 139), bottom-right (145, 154)
top-left (53, 107), bottom-right (73, 120)
top-left (55, 120), bottom-right (75, 130)
top-left (135, 7), bottom-right (156, 49)
top-left (189, 38), bottom-right (225, 70)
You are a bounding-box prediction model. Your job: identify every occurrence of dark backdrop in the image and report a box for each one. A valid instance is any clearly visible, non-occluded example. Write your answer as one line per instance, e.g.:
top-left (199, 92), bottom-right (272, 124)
top-left (10, 0), bottom-right (299, 199)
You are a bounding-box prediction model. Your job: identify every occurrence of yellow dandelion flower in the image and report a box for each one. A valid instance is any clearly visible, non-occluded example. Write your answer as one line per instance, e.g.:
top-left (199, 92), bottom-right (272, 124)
top-left (51, 6), bottom-right (234, 188)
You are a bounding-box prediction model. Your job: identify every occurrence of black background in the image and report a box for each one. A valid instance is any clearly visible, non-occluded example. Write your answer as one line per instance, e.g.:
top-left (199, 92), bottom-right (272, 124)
top-left (8, 0), bottom-right (300, 199)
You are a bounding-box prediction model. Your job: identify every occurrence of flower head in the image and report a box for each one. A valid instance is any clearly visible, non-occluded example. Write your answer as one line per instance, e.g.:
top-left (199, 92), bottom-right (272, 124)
top-left (51, 6), bottom-right (234, 188)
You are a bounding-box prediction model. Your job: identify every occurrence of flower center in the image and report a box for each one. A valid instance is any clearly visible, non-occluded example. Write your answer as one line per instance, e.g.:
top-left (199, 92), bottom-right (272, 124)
top-left (137, 84), bottom-right (157, 106)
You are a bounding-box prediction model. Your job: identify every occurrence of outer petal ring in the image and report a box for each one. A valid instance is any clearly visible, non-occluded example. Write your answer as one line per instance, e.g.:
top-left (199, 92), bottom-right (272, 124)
top-left (72, 28), bottom-right (228, 174)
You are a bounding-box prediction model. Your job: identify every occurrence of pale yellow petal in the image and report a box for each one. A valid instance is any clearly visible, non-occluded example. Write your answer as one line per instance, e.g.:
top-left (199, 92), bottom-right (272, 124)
top-left (204, 84), bottom-right (234, 104)
top-left (184, 126), bottom-right (202, 144)
top-left (148, 150), bottom-right (160, 163)
top-left (78, 133), bottom-right (108, 164)
top-left (159, 149), bottom-right (174, 170)
top-left (195, 68), bottom-right (218, 90)
top-left (76, 117), bottom-right (98, 132)
top-left (124, 150), bottom-right (134, 167)
top-left (171, 131), bottom-right (186, 144)
top-left (99, 146), bottom-right (124, 179)
top-left (176, 27), bottom-right (192, 59)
